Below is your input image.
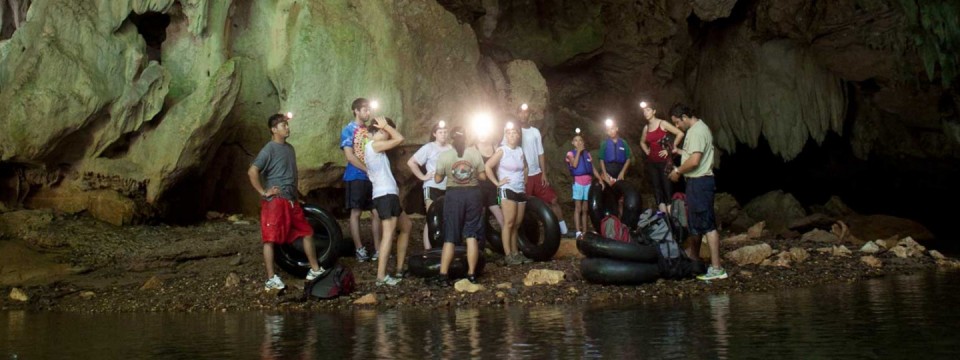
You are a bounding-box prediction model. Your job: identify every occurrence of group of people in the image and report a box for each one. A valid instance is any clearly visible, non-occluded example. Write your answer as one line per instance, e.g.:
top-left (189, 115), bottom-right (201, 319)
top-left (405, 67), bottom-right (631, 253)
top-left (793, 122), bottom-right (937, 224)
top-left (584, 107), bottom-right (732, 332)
top-left (247, 98), bottom-right (726, 292)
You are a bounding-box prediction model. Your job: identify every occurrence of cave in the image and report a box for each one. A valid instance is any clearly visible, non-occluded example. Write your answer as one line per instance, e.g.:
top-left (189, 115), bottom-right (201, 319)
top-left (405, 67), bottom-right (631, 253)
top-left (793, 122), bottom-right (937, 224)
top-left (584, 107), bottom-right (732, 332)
top-left (127, 11), bottom-right (170, 63)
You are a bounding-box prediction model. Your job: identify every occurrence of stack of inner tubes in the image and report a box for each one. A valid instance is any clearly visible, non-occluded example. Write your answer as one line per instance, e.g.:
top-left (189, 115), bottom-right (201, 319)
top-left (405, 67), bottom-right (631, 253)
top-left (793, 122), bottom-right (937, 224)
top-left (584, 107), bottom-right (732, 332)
top-left (426, 196), bottom-right (561, 262)
top-left (274, 204), bottom-right (343, 277)
top-left (580, 182), bottom-right (659, 285)
top-left (406, 246), bottom-right (486, 279)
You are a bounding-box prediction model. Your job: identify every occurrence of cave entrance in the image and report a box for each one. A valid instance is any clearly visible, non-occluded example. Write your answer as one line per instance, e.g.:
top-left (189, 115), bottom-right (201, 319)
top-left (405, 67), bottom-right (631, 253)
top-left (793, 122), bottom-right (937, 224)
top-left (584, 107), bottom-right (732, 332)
top-left (127, 11), bottom-right (170, 63)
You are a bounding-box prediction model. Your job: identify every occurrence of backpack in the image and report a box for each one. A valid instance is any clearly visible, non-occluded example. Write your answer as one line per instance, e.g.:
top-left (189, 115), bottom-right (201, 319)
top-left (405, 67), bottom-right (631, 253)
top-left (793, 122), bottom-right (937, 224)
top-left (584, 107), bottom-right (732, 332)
top-left (303, 263), bottom-right (355, 300)
top-left (636, 209), bottom-right (703, 279)
top-left (600, 214), bottom-right (631, 242)
top-left (670, 193), bottom-right (689, 238)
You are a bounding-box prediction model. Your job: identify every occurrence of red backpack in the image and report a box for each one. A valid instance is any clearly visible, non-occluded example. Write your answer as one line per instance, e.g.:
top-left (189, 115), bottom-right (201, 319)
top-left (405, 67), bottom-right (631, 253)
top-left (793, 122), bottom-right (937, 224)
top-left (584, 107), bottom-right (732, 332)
top-left (304, 263), bottom-right (355, 300)
top-left (600, 214), bottom-right (631, 242)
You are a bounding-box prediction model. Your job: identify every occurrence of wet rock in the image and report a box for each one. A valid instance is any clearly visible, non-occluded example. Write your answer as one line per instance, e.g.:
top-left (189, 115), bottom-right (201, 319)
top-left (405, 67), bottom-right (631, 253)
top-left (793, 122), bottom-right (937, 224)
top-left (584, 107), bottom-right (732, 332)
top-left (747, 222), bottom-right (765, 239)
top-left (861, 256), bottom-right (883, 268)
top-left (832, 245), bottom-right (852, 257)
top-left (937, 259), bottom-right (960, 271)
top-left (898, 237), bottom-right (925, 253)
top-left (789, 213), bottom-right (836, 233)
top-left (929, 250), bottom-right (946, 261)
top-left (891, 246), bottom-right (909, 258)
top-left (454, 279), bottom-right (485, 293)
top-left (233, 220), bottom-right (251, 226)
top-left (772, 251), bottom-right (793, 268)
top-left (140, 276), bottom-right (163, 290)
top-left (723, 233), bottom-right (752, 246)
top-left (874, 239), bottom-right (889, 249)
top-left (9, 288), bottom-right (28, 302)
top-left (860, 242), bottom-right (881, 254)
top-left (724, 243), bottom-right (773, 266)
top-left (789, 247), bottom-right (810, 264)
top-left (225, 272), bottom-right (241, 287)
top-left (801, 229), bottom-right (840, 244)
top-left (692, 0), bottom-right (738, 21)
top-left (79, 291), bottom-right (96, 299)
top-left (495, 291), bottom-right (506, 298)
top-left (495, 282), bottom-right (513, 289)
top-left (354, 293), bottom-right (379, 305)
top-left (523, 269), bottom-right (565, 286)
top-left (0, 209), bottom-right (55, 235)
top-left (830, 221), bottom-right (850, 242)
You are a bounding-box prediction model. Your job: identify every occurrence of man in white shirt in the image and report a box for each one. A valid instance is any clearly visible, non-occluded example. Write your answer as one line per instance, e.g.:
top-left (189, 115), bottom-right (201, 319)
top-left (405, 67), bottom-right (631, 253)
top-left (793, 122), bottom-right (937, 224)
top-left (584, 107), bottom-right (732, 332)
top-left (511, 105), bottom-right (570, 236)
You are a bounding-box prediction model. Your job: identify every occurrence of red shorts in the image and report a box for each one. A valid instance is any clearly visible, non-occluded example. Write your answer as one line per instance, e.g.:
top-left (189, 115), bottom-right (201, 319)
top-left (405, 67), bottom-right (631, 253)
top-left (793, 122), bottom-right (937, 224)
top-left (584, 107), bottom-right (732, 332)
top-left (526, 173), bottom-right (558, 204)
top-left (260, 198), bottom-right (314, 245)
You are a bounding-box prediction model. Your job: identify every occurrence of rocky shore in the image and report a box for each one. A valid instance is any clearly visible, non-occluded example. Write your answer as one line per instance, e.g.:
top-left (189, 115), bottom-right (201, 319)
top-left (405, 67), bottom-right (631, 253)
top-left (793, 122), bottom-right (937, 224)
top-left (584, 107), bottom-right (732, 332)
top-left (1, 208), bottom-right (955, 313)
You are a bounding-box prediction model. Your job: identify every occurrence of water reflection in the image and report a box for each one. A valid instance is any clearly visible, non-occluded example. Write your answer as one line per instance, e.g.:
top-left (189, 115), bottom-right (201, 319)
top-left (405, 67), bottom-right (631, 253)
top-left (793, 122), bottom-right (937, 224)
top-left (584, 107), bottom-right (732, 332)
top-left (3, 272), bottom-right (960, 359)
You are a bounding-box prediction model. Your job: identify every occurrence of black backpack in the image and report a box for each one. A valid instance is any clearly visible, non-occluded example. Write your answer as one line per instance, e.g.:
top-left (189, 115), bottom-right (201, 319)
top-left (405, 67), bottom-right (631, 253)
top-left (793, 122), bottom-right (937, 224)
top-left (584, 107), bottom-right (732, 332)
top-left (303, 263), bottom-right (355, 300)
top-left (635, 209), bottom-right (703, 279)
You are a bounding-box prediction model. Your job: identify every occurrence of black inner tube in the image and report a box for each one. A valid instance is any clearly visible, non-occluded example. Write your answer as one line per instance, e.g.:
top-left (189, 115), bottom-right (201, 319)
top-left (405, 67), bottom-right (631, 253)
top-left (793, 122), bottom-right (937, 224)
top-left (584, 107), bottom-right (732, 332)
top-left (274, 204), bottom-right (343, 277)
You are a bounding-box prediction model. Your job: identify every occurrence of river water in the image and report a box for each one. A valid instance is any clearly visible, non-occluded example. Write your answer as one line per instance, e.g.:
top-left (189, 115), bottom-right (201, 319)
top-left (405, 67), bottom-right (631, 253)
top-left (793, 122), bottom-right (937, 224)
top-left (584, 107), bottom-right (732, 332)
top-left (3, 271), bottom-right (960, 359)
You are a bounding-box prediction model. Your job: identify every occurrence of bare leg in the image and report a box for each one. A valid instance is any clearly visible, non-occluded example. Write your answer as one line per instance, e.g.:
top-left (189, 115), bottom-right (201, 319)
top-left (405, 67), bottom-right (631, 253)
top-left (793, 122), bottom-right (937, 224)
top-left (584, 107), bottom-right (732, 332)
top-left (263, 243), bottom-right (276, 278)
top-left (439, 242), bottom-right (455, 275)
top-left (371, 209), bottom-right (382, 254)
top-left (707, 230), bottom-right (722, 269)
top-left (578, 200), bottom-right (589, 233)
top-left (573, 201), bottom-right (583, 233)
top-left (302, 235), bottom-right (321, 271)
top-left (501, 200), bottom-right (517, 257)
top-left (514, 202), bottom-right (526, 254)
top-left (549, 200), bottom-right (564, 225)
top-left (423, 199), bottom-right (433, 250)
top-left (376, 217), bottom-right (398, 280)
top-left (350, 209), bottom-right (363, 249)
top-left (466, 238), bottom-right (478, 275)
top-left (488, 205), bottom-right (504, 227)
top-left (396, 212), bottom-right (411, 273)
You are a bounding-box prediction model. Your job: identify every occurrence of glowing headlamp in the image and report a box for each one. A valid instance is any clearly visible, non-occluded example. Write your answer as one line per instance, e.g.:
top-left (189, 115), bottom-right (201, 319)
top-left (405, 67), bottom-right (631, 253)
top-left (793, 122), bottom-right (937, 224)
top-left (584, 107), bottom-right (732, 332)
top-left (640, 101), bottom-right (648, 109)
top-left (575, 127), bottom-right (581, 134)
top-left (370, 100), bottom-right (380, 110)
top-left (285, 112), bottom-right (293, 119)
top-left (438, 120), bottom-right (446, 129)
top-left (604, 118), bottom-right (614, 128)
top-left (505, 121), bottom-right (515, 130)
top-left (520, 103), bottom-right (528, 111)
top-left (471, 112), bottom-right (493, 139)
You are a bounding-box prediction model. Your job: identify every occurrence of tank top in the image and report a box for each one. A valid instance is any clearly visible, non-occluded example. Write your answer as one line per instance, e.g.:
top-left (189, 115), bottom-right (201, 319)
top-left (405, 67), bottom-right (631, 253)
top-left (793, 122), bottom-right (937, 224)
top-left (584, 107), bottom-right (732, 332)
top-left (364, 141), bottom-right (398, 199)
top-left (645, 122), bottom-right (668, 163)
top-left (497, 145), bottom-right (525, 194)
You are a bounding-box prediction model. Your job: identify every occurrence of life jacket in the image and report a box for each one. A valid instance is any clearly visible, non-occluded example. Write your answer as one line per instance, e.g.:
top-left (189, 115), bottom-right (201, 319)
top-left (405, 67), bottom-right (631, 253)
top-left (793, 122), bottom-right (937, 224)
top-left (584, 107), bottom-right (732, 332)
top-left (603, 138), bottom-right (627, 164)
top-left (567, 150), bottom-right (593, 177)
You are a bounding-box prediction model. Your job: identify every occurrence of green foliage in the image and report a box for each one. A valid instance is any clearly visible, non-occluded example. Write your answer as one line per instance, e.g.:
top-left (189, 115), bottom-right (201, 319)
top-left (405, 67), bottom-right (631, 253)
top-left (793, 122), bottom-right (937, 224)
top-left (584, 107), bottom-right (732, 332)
top-left (897, 0), bottom-right (960, 87)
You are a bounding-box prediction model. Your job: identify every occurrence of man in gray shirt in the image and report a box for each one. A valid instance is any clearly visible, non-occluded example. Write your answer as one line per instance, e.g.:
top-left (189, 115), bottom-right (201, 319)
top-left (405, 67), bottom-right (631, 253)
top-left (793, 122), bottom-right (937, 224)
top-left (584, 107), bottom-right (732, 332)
top-left (248, 113), bottom-right (326, 291)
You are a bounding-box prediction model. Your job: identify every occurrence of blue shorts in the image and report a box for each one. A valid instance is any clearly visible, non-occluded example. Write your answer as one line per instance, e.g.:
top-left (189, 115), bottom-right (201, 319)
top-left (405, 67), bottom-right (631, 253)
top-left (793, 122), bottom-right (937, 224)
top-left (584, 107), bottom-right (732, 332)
top-left (686, 176), bottom-right (717, 236)
top-left (572, 183), bottom-right (591, 201)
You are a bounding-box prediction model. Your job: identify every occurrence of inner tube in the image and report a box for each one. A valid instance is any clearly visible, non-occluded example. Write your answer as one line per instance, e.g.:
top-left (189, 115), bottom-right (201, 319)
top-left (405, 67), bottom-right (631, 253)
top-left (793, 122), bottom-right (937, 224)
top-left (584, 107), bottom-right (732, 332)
top-left (580, 257), bottom-right (660, 285)
top-left (517, 197), bottom-right (561, 261)
top-left (406, 247), bottom-right (486, 279)
top-left (426, 195), bottom-right (500, 252)
top-left (576, 232), bottom-right (659, 263)
top-left (484, 216), bottom-right (504, 254)
top-left (275, 204), bottom-right (343, 277)
top-left (587, 181), bottom-right (644, 231)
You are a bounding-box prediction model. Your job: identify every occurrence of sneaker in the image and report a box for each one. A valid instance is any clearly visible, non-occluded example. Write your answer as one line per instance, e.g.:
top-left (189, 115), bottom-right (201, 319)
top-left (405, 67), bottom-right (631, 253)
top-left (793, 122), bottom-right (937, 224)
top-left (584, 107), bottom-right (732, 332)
top-left (697, 266), bottom-right (729, 281)
top-left (371, 251), bottom-right (380, 262)
top-left (264, 275), bottom-right (285, 291)
top-left (518, 253), bottom-right (534, 264)
top-left (394, 270), bottom-right (408, 279)
top-left (466, 274), bottom-right (478, 284)
top-left (376, 275), bottom-right (402, 287)
top-left (504, 253), bottom-right (521, 266)
top-left (356, 246), bottom-right (370, 262)
top-left (575, 231), bottom-right (584, 240)
top-left (305, 267), bottom-right (327, 281)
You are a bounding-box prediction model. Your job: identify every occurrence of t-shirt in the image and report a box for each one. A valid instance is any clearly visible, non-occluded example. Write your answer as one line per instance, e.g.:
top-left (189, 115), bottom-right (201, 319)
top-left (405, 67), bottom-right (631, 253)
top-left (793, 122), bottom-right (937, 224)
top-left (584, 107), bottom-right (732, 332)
top-left (436, 147), bottom-right (484, 188)
top-left (340, 121), bottom-right (369, 181)
top-left (411, 142), bottom-right (452, 190)
top-left (364, 141), bottom-right (398, 199)
top-left (566, 150), bottom-right (594, 185)
top-left (252, 141), bottom-right (299, 200)
top-left (497, 145), bottom-right (525, 193)
top-left (681, 120), bottom-right (715, 178)
top-left (503, 127), bottom-right (545, 176)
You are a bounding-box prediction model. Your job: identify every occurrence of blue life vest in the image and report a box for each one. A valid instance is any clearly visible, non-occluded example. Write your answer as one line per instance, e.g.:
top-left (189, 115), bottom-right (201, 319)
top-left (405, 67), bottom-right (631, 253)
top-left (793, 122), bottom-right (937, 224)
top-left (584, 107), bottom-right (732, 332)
top-left (568, 150), bottom-right (593, 176)
top-left (603, 138), bottom-right (627, 164)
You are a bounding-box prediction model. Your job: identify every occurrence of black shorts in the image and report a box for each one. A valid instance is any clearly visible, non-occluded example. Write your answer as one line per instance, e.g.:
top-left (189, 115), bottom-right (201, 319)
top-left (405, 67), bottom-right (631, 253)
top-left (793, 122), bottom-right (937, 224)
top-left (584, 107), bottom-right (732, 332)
top-left (344, 180), bottom-right (373, 210)
top-left (373, 194), bottom-right (402, 219)
top-left (443, 187), bottom-right (485, 244)
top-left (480, 180), bottom-right (498, 207)
top-left (498, 188), bottom-right (528, 203)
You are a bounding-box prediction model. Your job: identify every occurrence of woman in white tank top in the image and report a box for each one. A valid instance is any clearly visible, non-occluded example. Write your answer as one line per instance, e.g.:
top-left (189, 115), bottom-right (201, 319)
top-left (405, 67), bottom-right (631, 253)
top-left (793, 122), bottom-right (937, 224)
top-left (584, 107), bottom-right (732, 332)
top-left (484, 123), bottom-right (531, 265)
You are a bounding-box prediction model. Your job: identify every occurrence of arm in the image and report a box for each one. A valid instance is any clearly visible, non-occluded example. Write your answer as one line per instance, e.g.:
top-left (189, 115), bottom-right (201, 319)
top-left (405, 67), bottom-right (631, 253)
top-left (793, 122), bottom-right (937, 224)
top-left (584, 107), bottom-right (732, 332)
top-left (567, 150), bottom-right (581, 168)
top-left (247, 165), bottom-right (279, 197)
top-left (343, 147), bottom-right (368, 173)
top-left (639, 125), bottom-right (650, 156)
top-left (662, 121), bottom-right (685, 150)
top-left (618, 159), bottom-right (631, 181)
top-left (407, 156), bottom-right (430, 181)
top-left (670, 152), bottom-right (702, 181)
top-left (370, 119), bottom-right (404, 153)
top-left (538, 153), bottom-right (549, 186)
top-left (484, 149), bottom-right (505, 186)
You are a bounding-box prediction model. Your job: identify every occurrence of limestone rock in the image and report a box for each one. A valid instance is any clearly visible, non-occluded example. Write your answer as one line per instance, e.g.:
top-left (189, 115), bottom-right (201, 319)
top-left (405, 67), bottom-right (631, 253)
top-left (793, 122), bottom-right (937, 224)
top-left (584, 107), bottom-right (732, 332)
top-left (140, 276), bottom-right (162, 290)
top-left (486, 1), bottom-right (603, 67)
top-left (897, 237), bottom-right (925, 253)
top-left (822, 196), bottom-right (855, 217)
top-left (225, 272), bottom-right (240, 287)
top-left (714, 193), bottom-right (742, 229)
top-left (772, 251), bottom-right (793, 267)
top-left (723, 233), bottom-right (752, 246)
top-left (789, 247), bottom-right (810, 264)
top-left (724, 243), bottom-right (773, 266)
top-left (0, 209), bottom-right (54, 235)
top-left (937, 259), bottom-right (960, 271)
top-left (523, 269), bottom-right (566, 286)
top-left (929, 250), bottom-right (946, 261)
top-left (9, 287), bottom-right (28, 302)
top-left (353, 293), bottom-right (379, 305)
top-left (788, 213), bottom-right (836, 233)
top-left (861, 255), bottom-right (883, 268)
top-left (743, 191), bottom-right (808, 233)
top-left (692, 0), bottom-right (738, 21)
top-left (495, 282), bottom-right (512, 289)
top-left (860, 242), bottom-right (881, 254)
top-left (844, 215), bottom-right (935, 243)
top-left (504, 60), bottom-right (549, 123)
top-left (747, 221), bottom-right (765, 239)
top-left (832, 245), bottom-right (852, 257)
top-left (874, 239), bottom-right (889, 249)
top-left (454, 279), bottom-right (485, 293)
top-left (801, 229), bottom-right (840, 244)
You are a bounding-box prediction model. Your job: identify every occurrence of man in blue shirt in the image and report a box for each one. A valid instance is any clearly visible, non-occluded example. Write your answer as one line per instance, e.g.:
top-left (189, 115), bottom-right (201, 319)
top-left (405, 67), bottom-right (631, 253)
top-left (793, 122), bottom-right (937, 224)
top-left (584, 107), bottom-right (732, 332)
top-left (341, 98), bottom-right (382, 262)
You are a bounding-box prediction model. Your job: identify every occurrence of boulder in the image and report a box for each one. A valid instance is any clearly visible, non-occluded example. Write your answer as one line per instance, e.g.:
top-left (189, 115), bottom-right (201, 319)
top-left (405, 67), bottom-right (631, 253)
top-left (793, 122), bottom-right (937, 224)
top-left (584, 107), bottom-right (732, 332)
top-left (801, 229), bottom-right (840, 244)
top-left (9, 288), bottom-right (28, 302)
top-left (743, 191), bottom-right (808, 234)
top-left (353, 293), bottom-right (379, 305)
top-left (789, 247), bottom-right (810, 264)
top-left (747, 221), bottom-right (765, 239)
top-left (844, 215), bottom-right (935, 243)
top-left (692, 0), bottom-right (738, 21)
top-left (860, 242), bottom-right (881, 254)
top-left (788, 213), bottom-right (836, 233)
top-left (724, 243), bottom-right (773, 266)
top-left (861, 255), bottom-right (883, 268)
top-left (454, 279), bottom-right (485, 293)
top-left (523, 269), bottom-right (565, 286)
